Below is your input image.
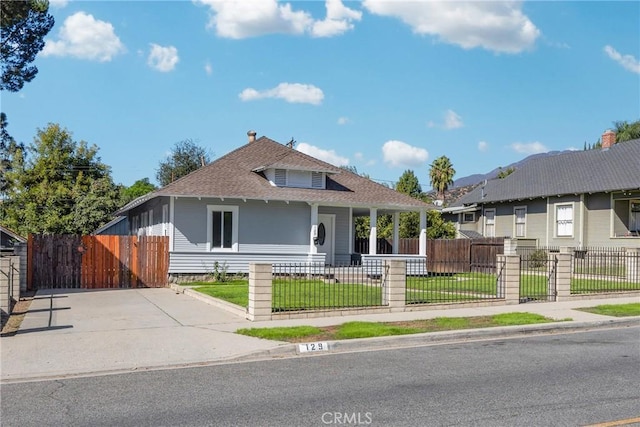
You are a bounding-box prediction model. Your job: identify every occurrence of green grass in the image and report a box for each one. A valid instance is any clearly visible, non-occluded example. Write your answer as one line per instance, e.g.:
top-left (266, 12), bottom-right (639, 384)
top-left (193, 280), bottom-right (249, 307)
top-left (272, 280), bottom-right (382, 311)
top-left (406, 273), bottom-right (500, 303)
top-left (236, 312), bottom-right (563, 342)
top-left (577, 303), bottom-right (640, 317)
top-left (236, 325), bottom-right (323, 340)
top-left (570, 278), bottom-right (640, 294)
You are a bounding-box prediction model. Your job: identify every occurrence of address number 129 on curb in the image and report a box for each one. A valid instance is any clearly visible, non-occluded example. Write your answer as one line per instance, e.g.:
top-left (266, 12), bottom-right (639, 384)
top-left (298, 342), bottom-right (329, 353)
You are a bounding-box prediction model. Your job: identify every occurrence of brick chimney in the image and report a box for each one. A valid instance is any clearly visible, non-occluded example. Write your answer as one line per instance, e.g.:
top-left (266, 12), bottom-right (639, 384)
top-left (247, 130), bottom-right (257, 143)
top-left (601, 129), bottom-right (616, 149)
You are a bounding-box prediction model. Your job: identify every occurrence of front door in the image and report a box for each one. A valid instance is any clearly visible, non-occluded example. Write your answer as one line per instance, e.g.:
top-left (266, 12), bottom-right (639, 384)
top-left (317, 214), bottom-right (335, 265)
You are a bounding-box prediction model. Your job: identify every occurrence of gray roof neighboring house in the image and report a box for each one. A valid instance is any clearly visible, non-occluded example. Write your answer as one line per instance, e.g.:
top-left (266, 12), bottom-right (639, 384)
top-left (118, 135), bottom-right (434, 215)
top-left (452, 139), bottom-right (640, 206)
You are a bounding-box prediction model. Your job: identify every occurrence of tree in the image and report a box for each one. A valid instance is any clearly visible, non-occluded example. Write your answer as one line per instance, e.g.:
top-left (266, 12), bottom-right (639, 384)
top-left (429, 156), bottom-right (455, 202)
top-left (120, 178), bottom-right (157, 205)
top-left (395, 170), bottom-right (422, 198)
top-left (1, 0), bottom-right (54, 92)
top-left (613, 119), bottom-right (640, 143)
top-left (0, 113), bottom-right (24, 195)
top-left (156, 139), bottom-right (211, 186)
top-left (1, 123), bottom-right (120, 235)
top-left (496, 166), bottom-right (515, 179)
top-left (427, 211), bottom-right (456, 239)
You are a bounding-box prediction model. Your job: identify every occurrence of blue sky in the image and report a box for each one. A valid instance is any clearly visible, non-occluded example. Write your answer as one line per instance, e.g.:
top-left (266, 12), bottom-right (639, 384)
top-left (3, 0), bottom-right (639, 189)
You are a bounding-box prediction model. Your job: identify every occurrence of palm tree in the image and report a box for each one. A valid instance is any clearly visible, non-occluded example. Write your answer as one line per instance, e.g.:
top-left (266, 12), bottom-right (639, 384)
top-left (613, 119), bottom-right (640, 143)
top-left (429, 156), bottom-right (455, 202)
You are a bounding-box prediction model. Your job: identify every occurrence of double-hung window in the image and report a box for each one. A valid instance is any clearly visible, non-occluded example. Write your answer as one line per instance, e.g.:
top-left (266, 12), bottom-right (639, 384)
top-left (207, 205), bottom-right (238, 251)
top-left (556, 204), bottom-right (574, 237)
top-left (514, 207), bottom-right (526, 238)
top-left (484, 209), bottom-right (496, 237)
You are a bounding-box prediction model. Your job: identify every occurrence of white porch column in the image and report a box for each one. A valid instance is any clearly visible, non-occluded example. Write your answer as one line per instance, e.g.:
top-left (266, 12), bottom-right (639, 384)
top-left (392, 212), bottom-right (400, 254)
top-left (369, 208), bottom-right (377, 255)
top-left (419, 209), bottom-right (427, 256)
top-left (310, 203), bottom-right (318, 254)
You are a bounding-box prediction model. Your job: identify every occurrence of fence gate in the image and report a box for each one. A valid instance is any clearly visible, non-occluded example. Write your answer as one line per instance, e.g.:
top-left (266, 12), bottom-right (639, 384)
top-left (519, 251), bottom-right (557, 303)
top-left (28, 235), bottom-right (168, 290)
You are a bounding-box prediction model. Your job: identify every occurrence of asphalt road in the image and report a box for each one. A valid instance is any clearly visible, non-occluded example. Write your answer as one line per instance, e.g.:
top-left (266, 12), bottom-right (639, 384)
top-left (2, 326), bottom-right (639, 427)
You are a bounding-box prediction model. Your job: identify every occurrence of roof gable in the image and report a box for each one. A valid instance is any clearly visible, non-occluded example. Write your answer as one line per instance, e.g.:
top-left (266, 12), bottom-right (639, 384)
top-left (0, 225), bottom-right (27, 243)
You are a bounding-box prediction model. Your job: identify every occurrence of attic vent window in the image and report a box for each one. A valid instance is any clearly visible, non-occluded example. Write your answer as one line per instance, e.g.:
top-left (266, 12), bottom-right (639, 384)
top-left (311, 172), bottom-right (323, 188)
top-left (274, 169), bottom-right (286, 186)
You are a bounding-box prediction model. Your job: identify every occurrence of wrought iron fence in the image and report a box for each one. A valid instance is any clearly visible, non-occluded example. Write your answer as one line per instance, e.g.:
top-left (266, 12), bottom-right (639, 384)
top-left (571, 247), bottom-right (640, 294)
top-left (519, 248), bottom-right (557, 303)
top-left (271, 262), bottom-right (386, 312)
top-left (406, 257), bottom-right (504, 304)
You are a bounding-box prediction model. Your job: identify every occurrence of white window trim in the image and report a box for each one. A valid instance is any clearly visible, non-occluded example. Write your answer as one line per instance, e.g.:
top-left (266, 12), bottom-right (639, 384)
top-left (148, 209), bottom-right (153, 235)
top-left (514, 206), bottom-right (527, 238)
top-left (207, 205), bottom-right (239, 252)
top-left (555, 203), bottom-right (574, 238)
top-left (630, 199), bottom-right (640, 232)
top-left (162, 204), bottom-right (169, 236)
top-left (484, 208), bottom-right (496, 237)
top-left (462, 212), bottom-right (476, 223)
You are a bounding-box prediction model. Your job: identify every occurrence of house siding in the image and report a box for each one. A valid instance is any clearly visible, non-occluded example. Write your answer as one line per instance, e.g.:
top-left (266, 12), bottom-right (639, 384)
top-left (129, 196), bottom-right (170, 237)
top-left (172, 197), bottom-right (311, 253)
top-left (169, 252), bottom-right (326, 274)
top-left (547, 195), bottom-right (581, 247)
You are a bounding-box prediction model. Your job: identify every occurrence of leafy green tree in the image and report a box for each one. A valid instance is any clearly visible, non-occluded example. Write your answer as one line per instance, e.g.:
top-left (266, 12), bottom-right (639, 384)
top-left (427, 210), bottom-right (456, 239)
top-left (496, 166), bottom-right (515, 179)
top-left (0, 113), bottom-right (24, 195)
top-left (614, 119), bottom-right (640, 143)
top-left (120, 178), bottom-right (157, 205)
top-left (395, 169), bottom-right (422, 198)
top-left (1, 123), bottom-right (119, 235)
top-left (429, 155), bottom-right (456, 202)
top-left (1, 0), bottom-right (54, 92)
top-left (156, 139), bottom-right (211, 186)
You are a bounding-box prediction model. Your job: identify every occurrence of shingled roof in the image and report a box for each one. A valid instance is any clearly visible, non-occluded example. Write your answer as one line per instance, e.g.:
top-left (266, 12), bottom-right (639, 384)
top-left (453, 139), bottom-right (640, 206)
top-left (118, 136), bottom-right (433, 213)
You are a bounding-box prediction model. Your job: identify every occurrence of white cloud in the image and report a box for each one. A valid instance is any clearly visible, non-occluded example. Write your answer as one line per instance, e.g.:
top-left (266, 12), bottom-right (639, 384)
top-left (444, 109), bottom-right (463, 129)
top-left (382, 140), bottom-right (429, 167)
top-left (196, 0), bottom-right (360, 38)
top-left (312, 0), bottom-right (362, 37)
top-left (42, 12), bottom-right (125, 61)
top-left (362, 0), bottom-right (540, 53)
top-left (337, 116), bottom-right (350, 125)
top-left (239, 83), bottom-right (324, 105)
top-left (147, 44), bottom-right (179, 72)
top-left (604, 45), bottom-right (640, 74)
top-left (510, 141), bottom-right (548, 154)
top-left (297, 143), bottom-right (349, 167)
top-left (204, 62), bottom-right (213, 75)
top-left (49, 0), bottom-right (69, 8)
top-left (196, 0), bottom-right (313, 38)
top-left (478, 141), bottom-right (488, 152)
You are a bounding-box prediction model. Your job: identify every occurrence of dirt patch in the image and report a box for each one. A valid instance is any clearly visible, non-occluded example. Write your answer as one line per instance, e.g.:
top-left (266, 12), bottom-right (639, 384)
top-left (1, 291), bottom-right (35, 336)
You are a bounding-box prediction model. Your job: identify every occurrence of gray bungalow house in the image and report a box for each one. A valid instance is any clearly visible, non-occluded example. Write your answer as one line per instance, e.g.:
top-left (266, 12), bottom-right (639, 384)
top-left (116, 131), bottom-right (434, 274)
top-left (443, 132), bottom-right (640, 248)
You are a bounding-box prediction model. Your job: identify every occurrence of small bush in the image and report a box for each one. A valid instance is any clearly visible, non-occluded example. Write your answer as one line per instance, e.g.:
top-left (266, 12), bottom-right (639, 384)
top-left (529, 249), bottom-right (548, 268)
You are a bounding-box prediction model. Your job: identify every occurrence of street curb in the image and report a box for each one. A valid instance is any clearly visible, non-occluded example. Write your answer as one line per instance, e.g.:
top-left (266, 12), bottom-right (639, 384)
top-left (230, 317), bottom-right (640, 362)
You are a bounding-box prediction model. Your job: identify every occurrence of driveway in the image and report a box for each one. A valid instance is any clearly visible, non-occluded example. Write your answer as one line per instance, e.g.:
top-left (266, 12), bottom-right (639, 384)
top-left (1, 288), bottom-right (281, 382)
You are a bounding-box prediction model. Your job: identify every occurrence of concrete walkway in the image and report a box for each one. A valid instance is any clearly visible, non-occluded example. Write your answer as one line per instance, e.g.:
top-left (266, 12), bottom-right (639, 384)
top-left (1, 288), bottom-right (638, 382)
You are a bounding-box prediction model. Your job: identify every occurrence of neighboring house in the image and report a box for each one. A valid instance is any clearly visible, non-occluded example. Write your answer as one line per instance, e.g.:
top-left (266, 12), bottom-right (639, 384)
top-left (92, 216), bottom-right (129, 236)
top-left (0, 225), bottom-right (26, 256)
top-left (443, 131), bottom-right (640, 248)
top-left (116, 131), bottom-right (434, 274)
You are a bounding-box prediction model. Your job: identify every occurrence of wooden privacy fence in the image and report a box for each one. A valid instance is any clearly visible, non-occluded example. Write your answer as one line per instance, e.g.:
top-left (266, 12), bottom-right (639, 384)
top-left (28, 235), bottom-right (169, 289)
top-left (427, 237), bottom-right (504, 273)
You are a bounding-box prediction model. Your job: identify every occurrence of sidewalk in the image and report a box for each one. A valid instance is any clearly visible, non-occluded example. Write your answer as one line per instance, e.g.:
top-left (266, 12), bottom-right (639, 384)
top-left (1, 287), bottom-right (638, 383)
